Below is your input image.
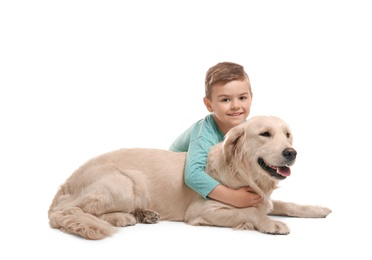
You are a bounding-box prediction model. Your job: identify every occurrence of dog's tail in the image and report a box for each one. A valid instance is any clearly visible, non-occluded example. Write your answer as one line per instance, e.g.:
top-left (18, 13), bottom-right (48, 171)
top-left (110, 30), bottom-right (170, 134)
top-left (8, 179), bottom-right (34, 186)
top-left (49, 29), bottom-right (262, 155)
top-left (49, 206), bottom-right (117, 240)
top-left (48, 187), bottom-right (117, 240)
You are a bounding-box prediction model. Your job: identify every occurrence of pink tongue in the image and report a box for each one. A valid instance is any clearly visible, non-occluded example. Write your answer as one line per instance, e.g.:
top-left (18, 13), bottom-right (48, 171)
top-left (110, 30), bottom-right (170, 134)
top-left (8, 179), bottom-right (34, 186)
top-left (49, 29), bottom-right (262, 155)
top-left (277, 166), bottom-right (291, 176)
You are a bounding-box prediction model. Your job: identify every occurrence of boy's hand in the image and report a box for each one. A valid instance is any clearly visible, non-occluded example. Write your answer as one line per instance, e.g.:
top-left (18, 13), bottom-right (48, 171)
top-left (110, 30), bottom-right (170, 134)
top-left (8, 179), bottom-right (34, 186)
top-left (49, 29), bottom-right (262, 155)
top-left (232, 186), bottom-right (261, 208)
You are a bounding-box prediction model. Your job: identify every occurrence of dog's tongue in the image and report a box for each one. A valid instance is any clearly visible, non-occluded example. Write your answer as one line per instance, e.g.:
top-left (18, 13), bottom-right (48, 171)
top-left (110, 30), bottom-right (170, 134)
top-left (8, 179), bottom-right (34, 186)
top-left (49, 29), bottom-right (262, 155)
top-left (277, 166), bottom-right (291, 177)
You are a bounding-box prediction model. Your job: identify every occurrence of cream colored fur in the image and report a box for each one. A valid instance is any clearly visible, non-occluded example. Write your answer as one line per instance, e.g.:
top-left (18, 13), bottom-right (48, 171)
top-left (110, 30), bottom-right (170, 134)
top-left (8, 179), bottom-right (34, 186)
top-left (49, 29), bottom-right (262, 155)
top-left (48, 115), bottom-right (331, 240)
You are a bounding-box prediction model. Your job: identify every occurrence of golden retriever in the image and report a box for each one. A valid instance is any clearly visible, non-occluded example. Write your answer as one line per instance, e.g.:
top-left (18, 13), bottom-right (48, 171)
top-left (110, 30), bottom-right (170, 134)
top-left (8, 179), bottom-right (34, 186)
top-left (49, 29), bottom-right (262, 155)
top-left (48, 115), bottom-right (331, 240)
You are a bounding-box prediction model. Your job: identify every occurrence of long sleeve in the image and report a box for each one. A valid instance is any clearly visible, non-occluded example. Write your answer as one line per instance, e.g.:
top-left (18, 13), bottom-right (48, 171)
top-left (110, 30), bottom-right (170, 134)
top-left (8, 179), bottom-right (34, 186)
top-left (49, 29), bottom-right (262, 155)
top-left (169, 114), bottom-right (225, 199)
top-left (184, 136), bottom-right (220, 198)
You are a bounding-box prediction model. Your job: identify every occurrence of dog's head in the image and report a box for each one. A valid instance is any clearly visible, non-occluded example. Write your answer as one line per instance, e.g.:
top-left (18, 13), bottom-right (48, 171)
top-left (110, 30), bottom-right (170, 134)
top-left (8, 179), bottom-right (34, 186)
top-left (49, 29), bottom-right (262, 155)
top-left (223, 115), bottom-right (296, 182)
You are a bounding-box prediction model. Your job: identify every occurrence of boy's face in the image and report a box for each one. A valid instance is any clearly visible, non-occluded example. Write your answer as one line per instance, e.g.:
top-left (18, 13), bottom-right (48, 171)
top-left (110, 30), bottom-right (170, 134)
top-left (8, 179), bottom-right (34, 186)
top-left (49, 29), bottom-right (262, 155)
top-left (204, 78), bottom-right (252, 134)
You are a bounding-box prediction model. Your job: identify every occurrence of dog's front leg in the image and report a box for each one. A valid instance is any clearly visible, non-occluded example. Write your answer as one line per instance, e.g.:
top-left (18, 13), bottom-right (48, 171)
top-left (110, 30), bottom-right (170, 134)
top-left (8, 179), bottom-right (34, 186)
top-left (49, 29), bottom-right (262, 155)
top-left (270, 200), bottom-right (332, 218)
top-left (184, 199), bottom-right (290, 235)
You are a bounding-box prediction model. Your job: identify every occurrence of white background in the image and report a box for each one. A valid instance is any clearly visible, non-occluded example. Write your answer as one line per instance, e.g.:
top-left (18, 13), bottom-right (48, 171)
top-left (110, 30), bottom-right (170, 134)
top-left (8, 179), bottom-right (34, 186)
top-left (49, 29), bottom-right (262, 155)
top-left (1, 1), bottom-right (371, 259)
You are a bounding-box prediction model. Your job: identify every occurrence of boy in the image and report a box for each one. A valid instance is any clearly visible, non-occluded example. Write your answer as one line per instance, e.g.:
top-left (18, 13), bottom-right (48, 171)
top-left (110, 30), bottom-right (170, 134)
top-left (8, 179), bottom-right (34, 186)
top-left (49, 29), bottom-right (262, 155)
top-left (169, 62), bottom-right (261, 208)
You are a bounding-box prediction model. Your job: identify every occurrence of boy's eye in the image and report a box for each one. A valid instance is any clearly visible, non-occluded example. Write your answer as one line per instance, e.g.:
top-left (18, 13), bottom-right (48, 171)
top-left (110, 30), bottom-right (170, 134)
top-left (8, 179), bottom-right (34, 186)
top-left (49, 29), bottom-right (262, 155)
top-left (239, 96), bottom-right (247, 100)
top-left (221, 98), bottom-right (229, 102)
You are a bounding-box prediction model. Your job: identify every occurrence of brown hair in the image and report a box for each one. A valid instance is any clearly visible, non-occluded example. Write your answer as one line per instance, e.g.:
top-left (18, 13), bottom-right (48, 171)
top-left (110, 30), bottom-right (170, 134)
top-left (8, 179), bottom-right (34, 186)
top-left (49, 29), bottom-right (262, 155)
top-left (205, 62), bottom-right (251, 99)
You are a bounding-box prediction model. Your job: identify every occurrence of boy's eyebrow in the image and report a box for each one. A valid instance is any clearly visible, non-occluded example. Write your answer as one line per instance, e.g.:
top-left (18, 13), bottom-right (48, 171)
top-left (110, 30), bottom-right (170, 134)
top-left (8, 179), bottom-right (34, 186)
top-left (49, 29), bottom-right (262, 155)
top-left (217, 92), bottom-right (250, 98)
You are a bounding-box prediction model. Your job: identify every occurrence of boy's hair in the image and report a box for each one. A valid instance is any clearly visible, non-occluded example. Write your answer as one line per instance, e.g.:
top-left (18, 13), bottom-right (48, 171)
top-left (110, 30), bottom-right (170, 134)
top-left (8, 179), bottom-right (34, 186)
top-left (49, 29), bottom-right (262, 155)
top-left (205, 62), bottom-right (251, 99)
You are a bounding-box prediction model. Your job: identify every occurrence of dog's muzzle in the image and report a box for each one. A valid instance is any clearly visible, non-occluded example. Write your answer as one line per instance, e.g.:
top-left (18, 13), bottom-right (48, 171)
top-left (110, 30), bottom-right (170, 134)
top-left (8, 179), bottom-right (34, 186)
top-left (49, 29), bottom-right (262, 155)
top-left (258, 148), bottom-right (297, 180)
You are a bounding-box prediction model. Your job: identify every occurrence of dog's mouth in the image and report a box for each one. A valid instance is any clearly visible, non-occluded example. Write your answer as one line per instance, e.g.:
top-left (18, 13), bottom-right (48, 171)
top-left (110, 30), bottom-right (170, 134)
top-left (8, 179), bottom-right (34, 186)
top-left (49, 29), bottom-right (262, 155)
top-left (258, 158), bottom-right (291, 180)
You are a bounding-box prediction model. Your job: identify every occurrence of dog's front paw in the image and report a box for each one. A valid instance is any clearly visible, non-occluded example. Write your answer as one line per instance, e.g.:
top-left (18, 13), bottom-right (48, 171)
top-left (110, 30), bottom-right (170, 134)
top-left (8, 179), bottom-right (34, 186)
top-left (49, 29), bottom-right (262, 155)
top-left (295, 205), bottom-right (332, 218)
top-left (312, 206), bottom-right (332, 218)
top-left (257, 218), bottom-right (290, 235)
top-left (135, 210), bottom-right (160, 224)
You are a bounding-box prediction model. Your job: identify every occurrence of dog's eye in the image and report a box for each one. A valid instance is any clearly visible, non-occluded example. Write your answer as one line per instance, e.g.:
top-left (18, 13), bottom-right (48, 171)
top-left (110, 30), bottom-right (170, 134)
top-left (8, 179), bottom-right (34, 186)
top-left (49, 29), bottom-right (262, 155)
top-left (260, 131), bottom-right (271, 137)
top-left (286, 132), bottom-right (291, 138)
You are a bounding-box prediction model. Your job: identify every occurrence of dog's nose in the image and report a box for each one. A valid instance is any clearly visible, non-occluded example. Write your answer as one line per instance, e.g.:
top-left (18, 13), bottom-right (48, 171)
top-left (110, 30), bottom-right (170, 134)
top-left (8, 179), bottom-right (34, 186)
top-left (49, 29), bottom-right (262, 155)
top-left (282, 148), bottom-right (297, 160)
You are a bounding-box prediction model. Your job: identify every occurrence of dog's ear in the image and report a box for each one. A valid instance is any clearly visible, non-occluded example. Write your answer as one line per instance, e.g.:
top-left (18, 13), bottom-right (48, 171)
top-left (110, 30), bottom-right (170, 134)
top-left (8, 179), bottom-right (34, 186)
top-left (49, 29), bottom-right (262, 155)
top-left (223, 125), bottom-right (246, 167)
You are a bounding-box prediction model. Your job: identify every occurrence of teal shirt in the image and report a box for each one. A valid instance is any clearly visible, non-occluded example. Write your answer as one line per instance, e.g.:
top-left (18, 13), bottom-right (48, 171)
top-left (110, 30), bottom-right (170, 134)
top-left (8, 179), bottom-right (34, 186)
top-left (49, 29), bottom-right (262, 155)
top-left (169, 114), bottom-right (225, 199)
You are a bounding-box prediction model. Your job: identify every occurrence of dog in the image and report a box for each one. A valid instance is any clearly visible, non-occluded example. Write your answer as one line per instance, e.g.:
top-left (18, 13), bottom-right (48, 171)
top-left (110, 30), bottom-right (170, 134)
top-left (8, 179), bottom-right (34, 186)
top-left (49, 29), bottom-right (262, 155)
top-left (48, 115), bottom-right (331, 240)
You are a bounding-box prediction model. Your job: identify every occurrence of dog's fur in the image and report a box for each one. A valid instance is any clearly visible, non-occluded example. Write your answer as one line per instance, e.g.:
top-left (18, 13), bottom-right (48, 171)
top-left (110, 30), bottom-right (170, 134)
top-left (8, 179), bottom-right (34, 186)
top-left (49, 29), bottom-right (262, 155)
top-left (48, 115), bottom-right (331, 240)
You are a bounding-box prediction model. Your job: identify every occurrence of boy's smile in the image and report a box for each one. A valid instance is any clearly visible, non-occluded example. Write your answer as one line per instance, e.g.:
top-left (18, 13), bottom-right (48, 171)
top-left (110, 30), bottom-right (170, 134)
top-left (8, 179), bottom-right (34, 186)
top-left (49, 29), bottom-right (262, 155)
top-left (228, 112), bottom-right (244, 117)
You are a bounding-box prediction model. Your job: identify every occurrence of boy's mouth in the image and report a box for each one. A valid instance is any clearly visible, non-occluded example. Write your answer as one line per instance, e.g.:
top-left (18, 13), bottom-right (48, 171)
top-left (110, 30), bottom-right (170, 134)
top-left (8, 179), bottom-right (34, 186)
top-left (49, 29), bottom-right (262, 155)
top-left (228, 112), bottom-right (243, 117)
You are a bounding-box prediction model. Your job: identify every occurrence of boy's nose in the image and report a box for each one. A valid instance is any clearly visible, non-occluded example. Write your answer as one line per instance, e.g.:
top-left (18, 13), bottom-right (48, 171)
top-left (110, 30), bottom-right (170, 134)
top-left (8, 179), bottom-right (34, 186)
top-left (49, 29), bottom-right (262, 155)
top-left (231, 102), bottom-right (239, 110)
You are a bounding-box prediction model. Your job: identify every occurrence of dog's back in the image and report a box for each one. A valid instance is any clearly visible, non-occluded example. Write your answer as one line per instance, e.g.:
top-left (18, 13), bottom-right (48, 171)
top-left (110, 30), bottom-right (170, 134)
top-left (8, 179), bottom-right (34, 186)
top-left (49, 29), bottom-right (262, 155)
top-left (48, 148), bottom-right (198, 239)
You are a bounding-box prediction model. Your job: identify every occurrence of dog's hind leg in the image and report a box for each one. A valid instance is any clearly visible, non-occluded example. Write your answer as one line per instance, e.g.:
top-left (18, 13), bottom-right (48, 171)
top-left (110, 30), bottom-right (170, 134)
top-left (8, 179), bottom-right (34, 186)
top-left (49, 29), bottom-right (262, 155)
top-left (75, 169), bottom-right (150, 215)
top-left (134, 210), bottom-right (160, 224)
top-left (99, 212), bottom-right (137, 227)
top-left (98, 209), bottom-right (160, 227)
top-left (49, 168), bottom-right (151, 239)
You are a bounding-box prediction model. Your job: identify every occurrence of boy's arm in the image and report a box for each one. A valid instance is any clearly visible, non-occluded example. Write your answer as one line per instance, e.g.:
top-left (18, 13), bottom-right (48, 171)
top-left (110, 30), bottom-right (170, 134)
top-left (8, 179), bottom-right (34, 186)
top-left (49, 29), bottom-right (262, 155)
top-left (208, 185), bottom-right (261, 208)
top-left (185, 138), bottom-right (261, 208)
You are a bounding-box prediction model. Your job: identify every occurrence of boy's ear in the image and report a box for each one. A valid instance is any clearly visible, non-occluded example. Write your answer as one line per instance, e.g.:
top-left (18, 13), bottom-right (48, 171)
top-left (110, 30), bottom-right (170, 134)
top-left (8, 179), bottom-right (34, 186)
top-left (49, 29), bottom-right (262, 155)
top-left (203, 97), bottom-right (213, 112)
